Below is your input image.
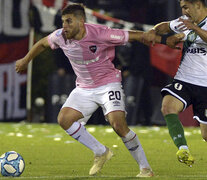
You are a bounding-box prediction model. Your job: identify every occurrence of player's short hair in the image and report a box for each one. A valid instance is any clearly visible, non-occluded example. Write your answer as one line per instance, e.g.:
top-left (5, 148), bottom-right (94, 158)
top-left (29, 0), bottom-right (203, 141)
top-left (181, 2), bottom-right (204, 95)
top-left (61, 3), bottom-right (86, 21)
top-left (178, 0), bottom-right (207, 6)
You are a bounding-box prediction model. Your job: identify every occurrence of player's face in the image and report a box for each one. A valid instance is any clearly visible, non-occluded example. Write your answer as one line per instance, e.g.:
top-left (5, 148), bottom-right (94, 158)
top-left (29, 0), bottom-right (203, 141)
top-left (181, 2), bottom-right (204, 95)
top-left (62, 14), bottom-right (82, 39)
top-left (180, 0), bottom-right (200, 23)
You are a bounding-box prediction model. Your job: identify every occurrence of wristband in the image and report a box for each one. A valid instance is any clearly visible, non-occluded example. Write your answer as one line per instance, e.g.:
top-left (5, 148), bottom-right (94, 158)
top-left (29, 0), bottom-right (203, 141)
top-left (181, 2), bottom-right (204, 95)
top-left (161, 35), bottom-right (169, 44)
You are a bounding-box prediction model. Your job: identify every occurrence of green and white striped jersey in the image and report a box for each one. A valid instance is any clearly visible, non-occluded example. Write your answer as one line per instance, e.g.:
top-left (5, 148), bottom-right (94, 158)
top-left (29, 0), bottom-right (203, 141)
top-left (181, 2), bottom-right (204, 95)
top-left (170, 15), bottom-right (207, 87)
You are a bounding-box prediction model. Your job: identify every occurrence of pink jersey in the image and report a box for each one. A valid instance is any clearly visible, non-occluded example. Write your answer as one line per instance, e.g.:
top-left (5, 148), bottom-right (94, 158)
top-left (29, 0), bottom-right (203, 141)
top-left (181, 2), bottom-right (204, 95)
top-left (48, 23), bottom-right (129, 88)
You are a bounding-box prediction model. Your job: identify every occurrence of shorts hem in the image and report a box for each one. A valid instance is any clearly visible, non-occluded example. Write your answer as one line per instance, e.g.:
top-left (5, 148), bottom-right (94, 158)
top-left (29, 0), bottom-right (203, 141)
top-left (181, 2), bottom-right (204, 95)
top-left (161, 88), bottom-right (187, 110)
top-left (105, 110), bottom-right (126, 116)
top-left (61, 106), bottom-right (84, 116)
top-left (194, 116), bottom-right (207, 124)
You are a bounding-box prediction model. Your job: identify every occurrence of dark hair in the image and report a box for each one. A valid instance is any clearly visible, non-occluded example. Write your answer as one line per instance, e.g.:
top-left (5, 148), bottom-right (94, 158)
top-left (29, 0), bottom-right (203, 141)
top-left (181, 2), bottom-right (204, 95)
top-left (178, 0), bottom-right (207, 6)
top-left (61, 3), bottom-right (86, 21)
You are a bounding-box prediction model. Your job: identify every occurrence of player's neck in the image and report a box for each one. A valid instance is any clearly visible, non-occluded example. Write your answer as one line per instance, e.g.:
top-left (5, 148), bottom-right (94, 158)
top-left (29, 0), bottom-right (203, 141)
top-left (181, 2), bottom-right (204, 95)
top-left (75, 26), bottom-right (86, 40)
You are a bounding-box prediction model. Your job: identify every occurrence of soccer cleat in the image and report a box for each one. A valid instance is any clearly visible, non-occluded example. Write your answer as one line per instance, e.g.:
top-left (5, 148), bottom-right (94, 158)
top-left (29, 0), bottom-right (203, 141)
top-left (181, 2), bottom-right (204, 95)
top-left (89, 147), bottom-right (113, 175)
top-left (176, 149), bottom-right (194, 167)
top-left (136, 168), bottom-right (154, 178)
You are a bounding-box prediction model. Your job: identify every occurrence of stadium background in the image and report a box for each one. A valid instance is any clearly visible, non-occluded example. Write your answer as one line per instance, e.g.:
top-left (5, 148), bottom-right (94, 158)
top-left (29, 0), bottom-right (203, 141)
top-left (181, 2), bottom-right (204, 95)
top-left (0, 0), bottom-right (198, 126)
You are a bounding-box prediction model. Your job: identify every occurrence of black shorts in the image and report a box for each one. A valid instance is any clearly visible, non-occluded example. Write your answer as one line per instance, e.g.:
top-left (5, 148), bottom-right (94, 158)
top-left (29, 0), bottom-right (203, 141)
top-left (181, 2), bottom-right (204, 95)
top-left (161, 79), bottom-right (207, 124)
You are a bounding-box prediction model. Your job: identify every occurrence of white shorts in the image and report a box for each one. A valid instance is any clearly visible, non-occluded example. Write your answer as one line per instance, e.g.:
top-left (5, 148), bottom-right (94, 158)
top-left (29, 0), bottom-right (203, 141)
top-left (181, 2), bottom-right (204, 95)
top-left (62, 82), bottom-right (126, 124)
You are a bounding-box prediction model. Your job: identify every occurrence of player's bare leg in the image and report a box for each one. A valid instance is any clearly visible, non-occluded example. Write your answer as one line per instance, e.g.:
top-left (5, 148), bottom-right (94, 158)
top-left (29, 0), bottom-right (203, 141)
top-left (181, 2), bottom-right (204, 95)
top-left (200, 123), bottom-right (207, 142)
top-left (58, 107), bottom-right (108, 175)
top-left (58, 107), bottom-right (83, 129)
top-left (107, 111), bottom-right (153, 177)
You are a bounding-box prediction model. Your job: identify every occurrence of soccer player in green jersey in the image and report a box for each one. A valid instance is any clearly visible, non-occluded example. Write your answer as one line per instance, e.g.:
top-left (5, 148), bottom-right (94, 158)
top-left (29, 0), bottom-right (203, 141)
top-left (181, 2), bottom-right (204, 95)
top-left (143, 0), bottom-right (207, 167)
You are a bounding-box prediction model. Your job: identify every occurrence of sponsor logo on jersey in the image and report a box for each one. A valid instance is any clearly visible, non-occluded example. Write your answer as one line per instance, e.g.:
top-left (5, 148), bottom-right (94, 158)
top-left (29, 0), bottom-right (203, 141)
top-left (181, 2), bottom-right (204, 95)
top-left (187, 31), bottom-right (197, 42)
top-left (110, 34), bottom-right (122, 40)
top-left (186, 48), bottom-right (207, 55)
top-left (89, 45), bottom-right (97, 53)
top-left (70, 56), bottom-right (100, 65)
top-left (174, 83), bottom-right (183, 90)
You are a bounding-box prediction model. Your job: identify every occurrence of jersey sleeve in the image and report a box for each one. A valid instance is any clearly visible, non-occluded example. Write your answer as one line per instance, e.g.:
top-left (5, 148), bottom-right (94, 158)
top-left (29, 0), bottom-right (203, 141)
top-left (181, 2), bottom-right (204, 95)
top-left (47, 29), bottom-right (63, 50)
top-left (169, 15), bottom-right (190, 40)
top-left (98, 26), bottom-right (129, 46)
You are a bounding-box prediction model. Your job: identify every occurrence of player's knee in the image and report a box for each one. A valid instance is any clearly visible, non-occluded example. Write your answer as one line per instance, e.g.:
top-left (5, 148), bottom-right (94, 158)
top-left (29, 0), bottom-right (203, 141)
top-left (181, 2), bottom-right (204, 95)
top-left (111, 121), bottom-right (129, 137)
top-left (161, 105), bottom-right (168, 116)
top-left (161, 104), bottom-right (178, 116)
top-left (57, 111), bottom-right (78, 130)
top-left (57, 112), bottom-right (65, 127)
top-left (57, 112), bottom-right (70, 129)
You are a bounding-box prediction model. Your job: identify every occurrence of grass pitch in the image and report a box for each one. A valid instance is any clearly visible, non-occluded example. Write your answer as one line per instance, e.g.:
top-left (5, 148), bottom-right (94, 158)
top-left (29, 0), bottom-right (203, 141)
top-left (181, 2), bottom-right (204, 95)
top-left (0, 122), bottom-right (207, 180)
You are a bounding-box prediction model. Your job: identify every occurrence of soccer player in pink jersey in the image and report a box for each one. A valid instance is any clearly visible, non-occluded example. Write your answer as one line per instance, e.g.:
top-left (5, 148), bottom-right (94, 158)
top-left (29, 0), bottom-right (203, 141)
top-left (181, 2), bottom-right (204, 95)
top-left (15, 3), bottom-right (183, 177)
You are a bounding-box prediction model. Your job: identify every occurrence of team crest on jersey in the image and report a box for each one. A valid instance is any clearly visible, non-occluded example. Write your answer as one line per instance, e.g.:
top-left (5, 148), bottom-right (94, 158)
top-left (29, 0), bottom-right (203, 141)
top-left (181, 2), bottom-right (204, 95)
top-left (174, 83), bottom-right (183, 90)
top-left (89, 45), bottom-right (97, 53)
top-left (187, 31), bottom-right (197, 42)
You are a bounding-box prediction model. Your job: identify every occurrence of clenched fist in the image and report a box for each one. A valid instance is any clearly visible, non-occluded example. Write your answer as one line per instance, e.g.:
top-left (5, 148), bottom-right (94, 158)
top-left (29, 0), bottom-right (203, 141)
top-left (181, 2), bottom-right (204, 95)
top-left (166, 33), bottom-right (185, 49)
top-left (15, 58), bottom-right (29, 73)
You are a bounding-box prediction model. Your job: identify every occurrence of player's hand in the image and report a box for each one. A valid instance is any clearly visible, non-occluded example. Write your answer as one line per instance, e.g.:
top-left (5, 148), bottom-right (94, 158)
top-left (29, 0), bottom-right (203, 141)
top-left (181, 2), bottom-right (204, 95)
top-left (15, 58), bottom-right (29, 73)
top-left (142, 29), bottom-right (157, 46)
top-left (166, 33), bottom-right (185, 49)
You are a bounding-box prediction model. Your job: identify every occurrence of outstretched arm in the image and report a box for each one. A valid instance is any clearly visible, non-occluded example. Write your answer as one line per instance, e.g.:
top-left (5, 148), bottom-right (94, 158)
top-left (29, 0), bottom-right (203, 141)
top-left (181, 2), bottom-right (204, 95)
top-left (128, 29), bottom-right (184, 49)
top-left (142, 22), bottom-right (172, 45)
top-left (15, 36), bottom-right (50, 73)
top-left (128, 30), bottom-right (161, 45)
top-left (150, 22), bottom-right (172, 35)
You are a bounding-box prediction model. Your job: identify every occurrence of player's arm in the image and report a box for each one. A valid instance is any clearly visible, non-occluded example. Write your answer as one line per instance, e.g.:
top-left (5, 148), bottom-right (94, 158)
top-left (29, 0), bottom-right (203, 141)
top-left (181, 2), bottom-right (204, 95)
top-left (194, 28), bottom-right (207, 43)
top-left (143, 21), bottom-right (185, 49)
top-left (165, 33), bottom-right (185, 49)
top-left (128, 30), bottom-right (161, 45)
top-left (150, 22), bottom-right (172, 35)
top-left (128, 29), bottom-right (184, 49)
top-left (143, 22), bottom-right (172, 45)
top-left (15, 36), bottom-right (50, 73)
